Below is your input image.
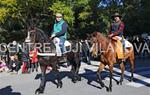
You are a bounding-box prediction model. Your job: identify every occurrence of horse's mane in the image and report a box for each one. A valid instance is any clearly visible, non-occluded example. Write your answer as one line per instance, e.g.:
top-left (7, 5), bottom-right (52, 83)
top-left (92, 31), bottom-right (109, 43)
top-left (92, 31), bottom-right (111, 51)
top-left (32, 27), bottom-right (56, 53)
top-left (35, 27), bottom-right (49, 42)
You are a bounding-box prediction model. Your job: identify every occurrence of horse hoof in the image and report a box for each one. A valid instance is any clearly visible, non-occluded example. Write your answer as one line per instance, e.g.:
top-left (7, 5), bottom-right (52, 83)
top-left (129, 78), bottom-right (134, 82)
top-left (57, 84), bottom-right (62, 88)
top-left (120, 82), bottom-right (122, 85)
top-left (116, 81), bottom-right (119, 85)
top-left (57, 81), bottom-right (63, 88)
top-left (72, 79), bottom-right (77, 83)
top-left (35, 91), bottom-right (40, 95)
top-left (77, 76), bottom-right (81, 81)
top-left (106, 87), bottom-right (109, 92)
top-left (100, 82), bottom-right (105, 88)
top-left (35, 88), bottom-right (44, 95)
top-left (87, 62), bottom-right (91, 65)
top-left (72, 77), bottom-right (78, 83)
top-left (129, 80), bottom-right (133, 82)
top-left (106, 87), bottom-right (112, 92)
top-left (109, 87), bottom-right (112, 92)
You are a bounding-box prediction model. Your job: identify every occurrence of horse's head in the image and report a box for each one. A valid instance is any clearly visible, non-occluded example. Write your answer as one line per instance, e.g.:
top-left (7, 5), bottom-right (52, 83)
top-left (26, 26), bottom-right (50, 43)
top-left (89, 32), bottom-right (109, 58)
top-left (89, 32), bottom-right (99, 58)
top-left (25, 26), bottom-right (54, 53)
top-left (25, 26), bottom-right (36, 43)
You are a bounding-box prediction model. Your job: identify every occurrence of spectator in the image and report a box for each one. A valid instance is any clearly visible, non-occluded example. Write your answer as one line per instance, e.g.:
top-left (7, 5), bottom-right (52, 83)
top-left (8, 56), bottom-right (19, 74)
top-left (0, 59), bottom-right (9, 72)
top-left (21, 42), bottom-right (30, 73)
top-left (29, 48), bottom-right (38, 72)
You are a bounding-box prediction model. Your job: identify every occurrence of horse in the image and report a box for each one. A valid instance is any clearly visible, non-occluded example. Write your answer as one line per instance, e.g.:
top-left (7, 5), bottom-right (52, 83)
top-left (89, 32), bottom-right (135, 92)
top-left (26, 27), bottom-right (81, 94)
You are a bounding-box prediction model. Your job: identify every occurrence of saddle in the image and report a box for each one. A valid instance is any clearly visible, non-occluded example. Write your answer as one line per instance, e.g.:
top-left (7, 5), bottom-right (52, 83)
top-left (37, 40), bottom-right (71, 57)
top-left (111, 36), bottom-right (133, 59)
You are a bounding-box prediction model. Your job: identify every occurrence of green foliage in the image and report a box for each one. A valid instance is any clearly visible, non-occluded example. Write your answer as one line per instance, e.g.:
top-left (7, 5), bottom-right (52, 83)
top-left (78, 6), bottom-right (91, 20)
top-left (0, 0), bottom-right (150, 42)
top-left (0, 8), bottom-right (8, 23)
top-left (0, 0), bottom-right (18, 22)
top-left (48, 1), bottom-right (74, 26)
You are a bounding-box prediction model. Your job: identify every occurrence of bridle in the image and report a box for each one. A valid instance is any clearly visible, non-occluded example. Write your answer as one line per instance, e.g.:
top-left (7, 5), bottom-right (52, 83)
top-left (27, 27), bottom-right (37, 44)
top-left (90, 36), bottom-right (102, 57)
top-left (25, 27), bottom-right (37, 51)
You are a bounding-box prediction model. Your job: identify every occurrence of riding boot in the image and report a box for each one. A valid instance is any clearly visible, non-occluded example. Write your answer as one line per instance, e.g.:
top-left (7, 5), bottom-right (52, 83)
top-left (36, 68), bottom-right (38, 72)
top-left (59, 54), bottom-right (67, 63)
top-left (56, 64), bottom-right (60, 69)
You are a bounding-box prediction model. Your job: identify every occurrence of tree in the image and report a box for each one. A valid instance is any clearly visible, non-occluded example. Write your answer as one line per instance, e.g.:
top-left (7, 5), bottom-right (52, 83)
top-left (0, 0), bottom-right (150, 42)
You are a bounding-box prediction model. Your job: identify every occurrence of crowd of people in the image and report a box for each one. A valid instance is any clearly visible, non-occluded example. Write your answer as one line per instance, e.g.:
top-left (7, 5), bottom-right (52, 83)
top-left (0, 40), bottom-right (39, 74)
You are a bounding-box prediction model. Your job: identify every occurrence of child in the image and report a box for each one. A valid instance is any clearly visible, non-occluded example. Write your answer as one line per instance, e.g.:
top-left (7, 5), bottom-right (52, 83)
top-left (0, 60), bottom-right (9, 72)
top-left (9, 55), bottom-right (19, 74)
top-left (29, 48), bottom-right (38, 72)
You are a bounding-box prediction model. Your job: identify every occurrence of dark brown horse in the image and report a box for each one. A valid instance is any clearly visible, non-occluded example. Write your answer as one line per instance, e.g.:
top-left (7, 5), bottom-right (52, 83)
top-left (90, 32), bottom-right (135, 92)
top-left (27, 27), bottom-right (81, 94)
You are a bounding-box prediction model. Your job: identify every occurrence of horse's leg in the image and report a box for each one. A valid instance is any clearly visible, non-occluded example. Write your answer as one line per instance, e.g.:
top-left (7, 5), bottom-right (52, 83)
top-left (76, 61), bottom-right (81, 81)
top-left (119, 61), bottom-right (125, 85)
top-left (35, 65), bottom-right (47, 94)
top-left (97, 63), bottom-right (105, 88)
top-left (74, 60), bottom-right (81, 82)
top-left (70, 61), bottom-right (76, 83)
top-left (129, 53), bottom-right (135, 82)
top-left (108, 64), bottom-right (113, 92)
top-left (53, 65), bottom-right (63, 88)
top-left (70, 60), bottom-right (81, 83)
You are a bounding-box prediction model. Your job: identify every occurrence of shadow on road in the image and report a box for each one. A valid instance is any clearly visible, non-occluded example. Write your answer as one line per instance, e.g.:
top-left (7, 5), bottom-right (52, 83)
top-left (133, 78), bottom-right (150, 87)
top-left (35, 70), bottom-right (75, 87)
top-left (0, 86), bottom-right (21, 95)
top-left (80, 68), bottom-right (111, 89)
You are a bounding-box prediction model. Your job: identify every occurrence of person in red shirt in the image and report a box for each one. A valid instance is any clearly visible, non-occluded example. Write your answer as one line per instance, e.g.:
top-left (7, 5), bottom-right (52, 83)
top-left (108, 12), bottom-right (124, 38)
top-left (29, 48), bottom-right (38, 72)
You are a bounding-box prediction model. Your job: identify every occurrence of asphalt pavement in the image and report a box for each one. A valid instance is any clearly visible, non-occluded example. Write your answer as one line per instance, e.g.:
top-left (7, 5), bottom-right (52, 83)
top-left (0, 55), bottom-right (150, 95)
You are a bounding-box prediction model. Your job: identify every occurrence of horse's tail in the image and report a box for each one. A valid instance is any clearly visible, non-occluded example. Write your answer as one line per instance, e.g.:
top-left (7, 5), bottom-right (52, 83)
top-left (127, 44), bottom-right (135, 64)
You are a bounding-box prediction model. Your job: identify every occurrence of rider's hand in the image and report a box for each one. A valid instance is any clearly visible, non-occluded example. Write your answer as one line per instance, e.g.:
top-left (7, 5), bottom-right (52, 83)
top-left (51, 34), bottom-right (55, 38)
top-left (49, 34), bottom-right (55, 40)
top-left (108, 34), bottom-right (113, 38)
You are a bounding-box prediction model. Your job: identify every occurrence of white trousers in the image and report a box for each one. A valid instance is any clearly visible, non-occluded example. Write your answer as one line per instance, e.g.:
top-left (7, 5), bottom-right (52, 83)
top-left (53, 37), bottom-right (62, 56)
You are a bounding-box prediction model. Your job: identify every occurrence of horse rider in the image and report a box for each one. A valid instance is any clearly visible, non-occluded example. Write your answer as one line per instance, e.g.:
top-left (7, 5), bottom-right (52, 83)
top-left (50, 13), bottom-right (68, 56)
top-left (108, 12), bottom-right (125, 61)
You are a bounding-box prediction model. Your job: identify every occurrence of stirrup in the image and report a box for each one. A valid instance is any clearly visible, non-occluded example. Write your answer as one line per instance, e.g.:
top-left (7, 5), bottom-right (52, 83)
top-left (60, 51), bottom-right (67, 55)
top-left (118, 59), bottom-right (125, 64)
top-left (56, 52), bottom-right (62, 56)
top-left (121, 59), bottom-right (126, 63)
top-left (122, 59), bottom-right (126, 62)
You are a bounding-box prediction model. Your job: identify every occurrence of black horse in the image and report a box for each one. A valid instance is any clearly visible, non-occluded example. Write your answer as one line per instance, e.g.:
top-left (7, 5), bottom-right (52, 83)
top-left (26, 27), bottom-right (81, 94)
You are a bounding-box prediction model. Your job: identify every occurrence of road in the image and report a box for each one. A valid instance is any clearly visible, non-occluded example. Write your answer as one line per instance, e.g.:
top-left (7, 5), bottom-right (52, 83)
top-left (0, 55), bottom-right (150, 95)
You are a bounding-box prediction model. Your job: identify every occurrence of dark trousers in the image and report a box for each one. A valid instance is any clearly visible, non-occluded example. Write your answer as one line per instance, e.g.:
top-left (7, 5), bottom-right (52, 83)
top-left (31, 62), bottom-right (38, 72)
top-left (9, 60), bottom-right (19, 72)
